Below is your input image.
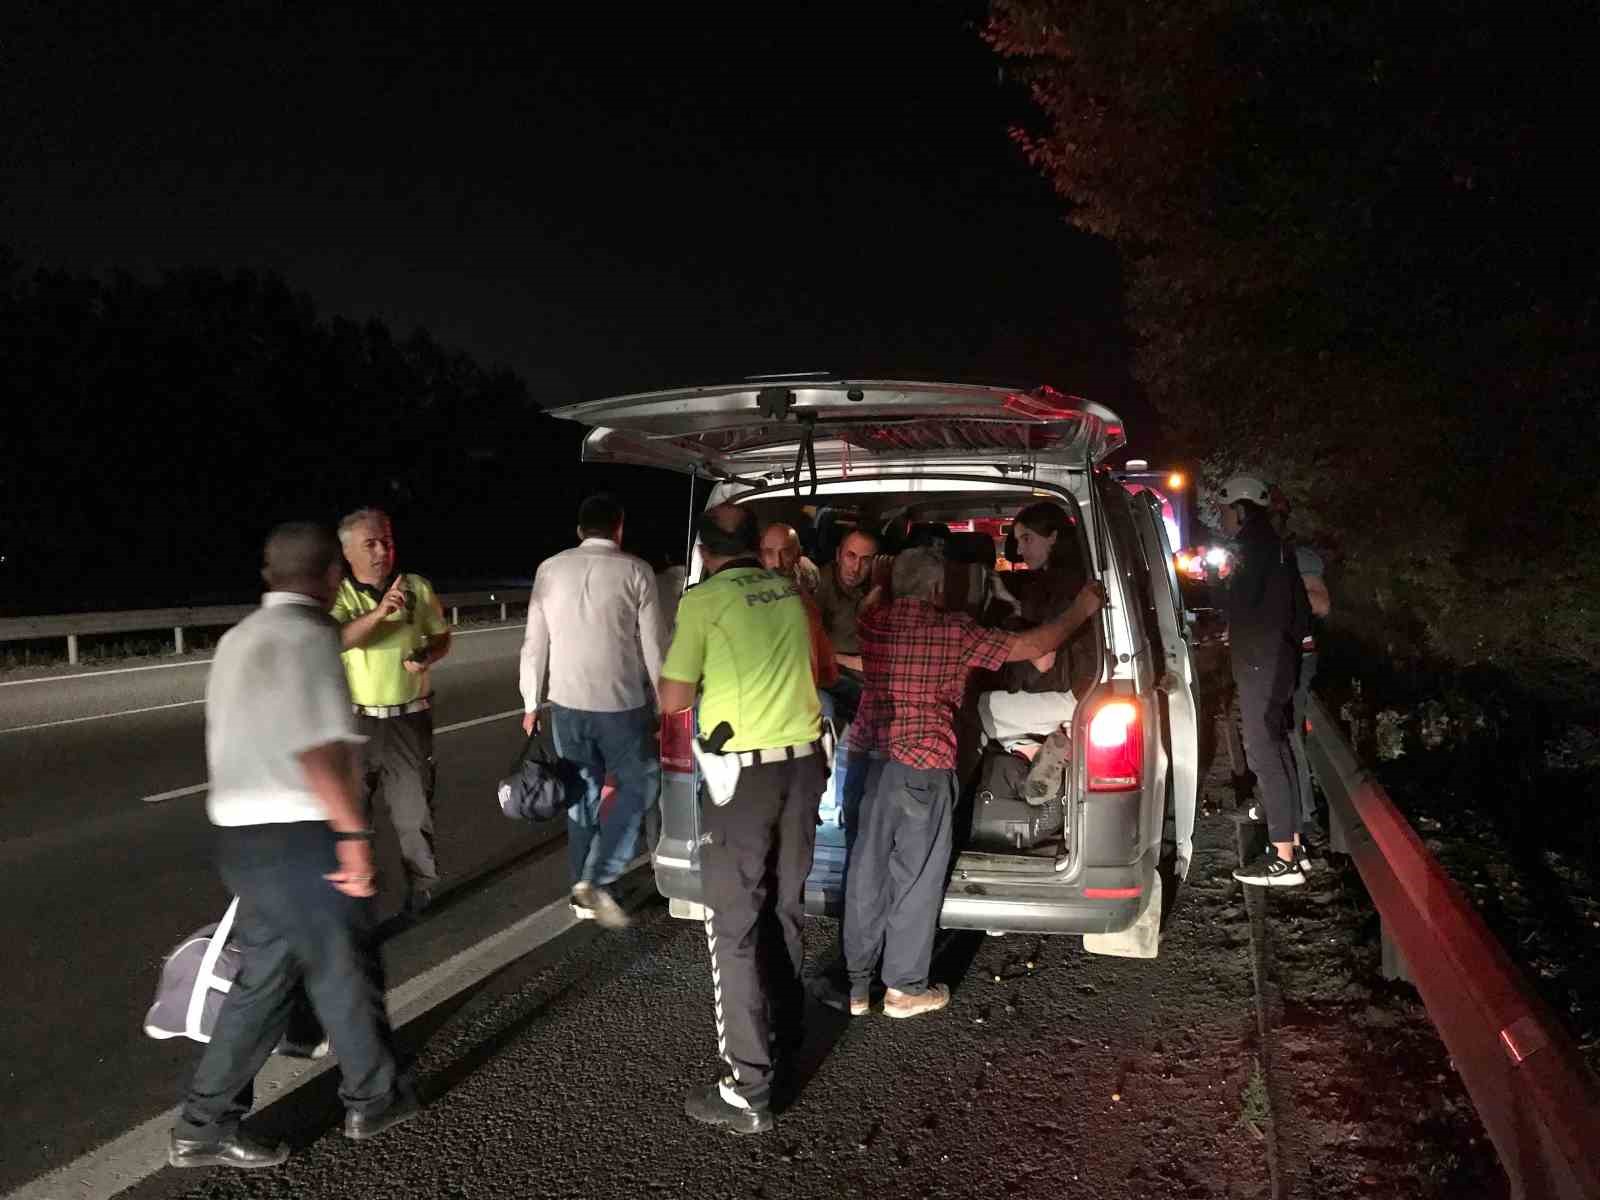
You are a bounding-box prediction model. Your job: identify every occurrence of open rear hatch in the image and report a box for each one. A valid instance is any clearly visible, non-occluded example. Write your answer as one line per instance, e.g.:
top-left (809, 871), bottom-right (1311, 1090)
top-left (550, 378), bottom-right (1128, 480)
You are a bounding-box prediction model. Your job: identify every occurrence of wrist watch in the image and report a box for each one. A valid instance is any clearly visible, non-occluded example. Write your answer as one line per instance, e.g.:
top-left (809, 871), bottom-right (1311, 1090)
top-left (333, 830), bottom-right (376, 842)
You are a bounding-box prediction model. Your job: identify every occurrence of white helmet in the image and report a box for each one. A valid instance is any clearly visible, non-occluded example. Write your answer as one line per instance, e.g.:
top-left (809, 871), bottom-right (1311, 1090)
top-left (1219, 474), bottom-right (1271, 507)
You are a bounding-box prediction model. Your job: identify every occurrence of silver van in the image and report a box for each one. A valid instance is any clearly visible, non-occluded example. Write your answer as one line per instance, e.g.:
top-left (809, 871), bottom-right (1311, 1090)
top-left (552, 378), bottom-right (1200, 955)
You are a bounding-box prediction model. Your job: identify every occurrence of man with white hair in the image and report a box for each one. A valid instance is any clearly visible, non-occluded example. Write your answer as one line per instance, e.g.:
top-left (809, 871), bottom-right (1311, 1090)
top-left (843, 547), bottom-right (1105, 1019)
top-left (331, 507), bottom-right (452, 916)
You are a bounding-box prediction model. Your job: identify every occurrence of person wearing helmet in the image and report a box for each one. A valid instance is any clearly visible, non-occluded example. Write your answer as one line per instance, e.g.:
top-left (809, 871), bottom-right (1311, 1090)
top-left (1217, 474), bottom-right (1314, 886)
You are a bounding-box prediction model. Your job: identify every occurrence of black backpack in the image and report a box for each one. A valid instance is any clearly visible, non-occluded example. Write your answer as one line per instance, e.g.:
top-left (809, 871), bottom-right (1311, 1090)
top-left (496, 707), bottom-right (580, 823)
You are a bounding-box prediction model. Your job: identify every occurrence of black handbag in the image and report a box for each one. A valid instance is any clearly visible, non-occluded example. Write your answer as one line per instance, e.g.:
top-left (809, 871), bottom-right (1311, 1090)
top-left (496, 707), bottom-right (581, 823)
top-left (969, 744), bottom-right (1065, 853)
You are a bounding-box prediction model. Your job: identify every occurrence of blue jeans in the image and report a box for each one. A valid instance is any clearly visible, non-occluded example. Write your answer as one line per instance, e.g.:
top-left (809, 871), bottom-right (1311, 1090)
top-left (820, 677), bottom-right (866, 819)
top-left (550, 704), bottom-right (661, 888)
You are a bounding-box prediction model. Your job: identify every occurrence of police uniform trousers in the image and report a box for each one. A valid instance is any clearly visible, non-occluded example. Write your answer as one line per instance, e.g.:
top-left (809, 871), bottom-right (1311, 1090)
top-left (699, 753), bottom-right (826, 1110)
top-left (356, 709), bottom-right (437, 892)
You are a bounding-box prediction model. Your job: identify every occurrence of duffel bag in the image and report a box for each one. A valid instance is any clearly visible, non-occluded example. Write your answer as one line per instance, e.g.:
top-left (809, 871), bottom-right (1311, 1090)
top-left (969, 745), bottom-right (1065, 853)
top-left (143, 899), bottom-right (241, 1043)
top-left (497, 705), bottom-right (581, 823)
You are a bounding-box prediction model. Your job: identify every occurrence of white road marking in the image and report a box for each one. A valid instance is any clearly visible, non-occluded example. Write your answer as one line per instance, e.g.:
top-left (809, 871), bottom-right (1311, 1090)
top-left (0, 659), bottom-right (213, 687)
top-left (141, 783), bottom-right (209, 805)
top-left (435, 708), bottom-right (524, 735)
top-left (0, 623), bottom-right (521, 690)
top-left (0, 855), bottom-right (645, 1200)
top-left (0, 699), bottom-right (206, 736)
top-left (0, 630), bottom-right (527, 735)
top-left (137, 709), bottom-right (523, 803)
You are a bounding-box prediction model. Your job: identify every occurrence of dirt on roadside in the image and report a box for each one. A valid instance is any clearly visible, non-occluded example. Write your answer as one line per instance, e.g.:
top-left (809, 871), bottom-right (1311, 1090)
top-left (1196, 763), bottom-right (1512, 1198)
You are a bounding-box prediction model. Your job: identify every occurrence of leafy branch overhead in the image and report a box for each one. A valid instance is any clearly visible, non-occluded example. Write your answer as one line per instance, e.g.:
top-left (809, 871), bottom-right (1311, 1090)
top-left (986, 0), bottom-right (1600, 677)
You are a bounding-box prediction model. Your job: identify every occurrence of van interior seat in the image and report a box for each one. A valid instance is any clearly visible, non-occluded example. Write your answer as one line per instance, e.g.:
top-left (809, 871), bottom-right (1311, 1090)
top-left (944, 531), bottom-right (997, 568)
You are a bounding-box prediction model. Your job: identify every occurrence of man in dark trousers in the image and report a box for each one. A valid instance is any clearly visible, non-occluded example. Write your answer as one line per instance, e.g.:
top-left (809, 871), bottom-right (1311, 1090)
top-left (844, 548), bottom-right (1105, 1018)
top-left (332, 507), bottom-right (452, 916)
top-left (170, 523), bottom-right (416, 1170)
top-left (1219, 475), bottom-right (1314, 887)
top-left (657, 504), bottom-right (834, 1135)
top-left (1270, 487), bottom-right (1334, 861)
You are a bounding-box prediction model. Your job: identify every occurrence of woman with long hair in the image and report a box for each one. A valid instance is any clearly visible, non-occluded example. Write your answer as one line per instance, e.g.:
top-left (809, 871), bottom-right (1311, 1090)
top-left (977, 501), bottom-right (1096, 789)
top-left (1011, 500), bottom-right (1081, 575)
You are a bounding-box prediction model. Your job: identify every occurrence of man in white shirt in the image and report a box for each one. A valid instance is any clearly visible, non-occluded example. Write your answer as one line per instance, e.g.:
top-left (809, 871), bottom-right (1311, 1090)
top-left (520, 494), bottom-right (665, 927)
top-left (170, 523), bottom-right (417, 1171)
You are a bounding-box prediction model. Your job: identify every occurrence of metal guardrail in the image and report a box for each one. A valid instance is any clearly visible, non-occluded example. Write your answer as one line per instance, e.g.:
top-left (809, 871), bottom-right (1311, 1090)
top-left (0, 591), bottom-right (523, 665)
top-left (1304, 694), bottom-right (1600, 1200)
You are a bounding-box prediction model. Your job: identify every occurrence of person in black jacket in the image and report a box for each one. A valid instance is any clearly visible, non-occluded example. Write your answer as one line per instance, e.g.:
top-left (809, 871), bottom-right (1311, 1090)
top-left (1218, 475), bottom-right (1312, 887)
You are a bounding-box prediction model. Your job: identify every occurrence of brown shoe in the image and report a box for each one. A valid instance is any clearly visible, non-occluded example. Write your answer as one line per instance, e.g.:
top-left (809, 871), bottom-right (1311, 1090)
top-left (849, 996), bottom-right (870, 1017)
top-left (883, 984), bottom-right (951, 1019)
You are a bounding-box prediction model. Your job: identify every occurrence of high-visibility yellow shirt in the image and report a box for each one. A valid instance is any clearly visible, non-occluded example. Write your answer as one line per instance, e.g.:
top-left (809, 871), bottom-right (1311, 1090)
top-left (660, 561), bottom-right (821, 753)
top-left (330, 574), bottom-right (449, 707)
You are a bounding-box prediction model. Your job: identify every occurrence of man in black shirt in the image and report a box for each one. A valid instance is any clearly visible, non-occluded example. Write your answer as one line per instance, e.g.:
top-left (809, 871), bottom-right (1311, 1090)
top-left (1218, 475), bottom-right (1312, 887)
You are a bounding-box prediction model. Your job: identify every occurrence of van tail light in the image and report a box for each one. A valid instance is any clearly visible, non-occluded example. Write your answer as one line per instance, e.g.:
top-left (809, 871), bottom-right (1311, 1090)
top-left (1086, 700), bottom-right (1143, 792)
top-left (660, 709), bottom-right (696, 774)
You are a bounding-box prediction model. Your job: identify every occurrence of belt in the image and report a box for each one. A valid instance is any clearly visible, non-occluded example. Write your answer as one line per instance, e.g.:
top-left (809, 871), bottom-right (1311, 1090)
top-left (353, 697), bottom-right (433, 719)
top-left (733, 739), bottom-right (822, 768)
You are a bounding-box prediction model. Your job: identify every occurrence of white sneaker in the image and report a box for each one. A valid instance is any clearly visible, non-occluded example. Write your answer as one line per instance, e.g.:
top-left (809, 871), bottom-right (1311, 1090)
top-left (1233, 848), bottom-right (1306, 888)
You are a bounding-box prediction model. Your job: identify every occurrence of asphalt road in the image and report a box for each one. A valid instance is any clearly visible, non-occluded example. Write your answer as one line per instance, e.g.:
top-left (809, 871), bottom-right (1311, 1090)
top-left (117, 789), bottom-right (1272, 1200)
top-left (0, 625), bottom-right (543, 1195)
top-left (6, 627), bottom-right (1278, 1200)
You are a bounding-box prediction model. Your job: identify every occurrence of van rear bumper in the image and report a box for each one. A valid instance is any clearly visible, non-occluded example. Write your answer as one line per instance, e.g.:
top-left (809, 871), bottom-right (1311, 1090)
top-left (937, 855), bottom-right (1156, 935)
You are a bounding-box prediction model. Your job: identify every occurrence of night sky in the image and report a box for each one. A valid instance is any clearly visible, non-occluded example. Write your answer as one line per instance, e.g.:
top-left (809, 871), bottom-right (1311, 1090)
top-left (5, 2), bottom-right (1134, 411)
top-left (4, 3), bottom-right (1153, 609)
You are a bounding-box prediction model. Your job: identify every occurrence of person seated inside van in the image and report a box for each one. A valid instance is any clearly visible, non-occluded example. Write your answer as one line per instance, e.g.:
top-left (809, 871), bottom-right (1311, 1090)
top-left (975, 502), bottom-right (1095, 800)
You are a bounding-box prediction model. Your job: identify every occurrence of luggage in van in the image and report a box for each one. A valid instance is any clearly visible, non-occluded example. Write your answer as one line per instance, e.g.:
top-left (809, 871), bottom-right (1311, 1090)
top-left (969, 744), bottom-right (1065, 853)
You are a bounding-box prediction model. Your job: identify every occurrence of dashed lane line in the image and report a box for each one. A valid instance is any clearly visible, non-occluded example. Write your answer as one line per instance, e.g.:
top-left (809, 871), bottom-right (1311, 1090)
top-left (0, 623), bottom-right (523, 689)
top-left (1, 699), bottom-right (206, 735)
top-left (138, 709), bottom-right (524, 803)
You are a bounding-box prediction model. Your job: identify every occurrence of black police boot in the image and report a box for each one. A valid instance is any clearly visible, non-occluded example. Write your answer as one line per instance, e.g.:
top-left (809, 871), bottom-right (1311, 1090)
top-left (685, 1079), bottom-right (773, 1135)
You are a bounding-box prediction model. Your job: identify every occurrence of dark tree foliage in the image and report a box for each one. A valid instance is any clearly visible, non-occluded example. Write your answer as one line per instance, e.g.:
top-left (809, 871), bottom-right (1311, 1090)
top-left (988, 1), bottom-right (1600, 676)
top-left (1, 253), bottom-right (582, 611)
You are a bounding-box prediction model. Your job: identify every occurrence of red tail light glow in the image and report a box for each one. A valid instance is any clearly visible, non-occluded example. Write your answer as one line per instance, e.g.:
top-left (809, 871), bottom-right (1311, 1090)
top-left (1086, 700), bottom-right (1143, 791)
top-left (660, 709), bottom-right (696, 774)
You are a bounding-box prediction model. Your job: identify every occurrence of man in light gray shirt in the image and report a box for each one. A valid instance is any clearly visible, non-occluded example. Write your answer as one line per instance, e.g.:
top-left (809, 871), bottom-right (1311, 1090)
top-left (520, 493), bottom-right (665, 927)
top-left (170, 523), bottom-right (418, 1171)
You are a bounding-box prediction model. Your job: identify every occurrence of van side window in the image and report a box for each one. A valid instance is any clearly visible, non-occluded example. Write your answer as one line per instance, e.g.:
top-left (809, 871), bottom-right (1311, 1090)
top-left (1096, 477), bottom-right (1165, 663)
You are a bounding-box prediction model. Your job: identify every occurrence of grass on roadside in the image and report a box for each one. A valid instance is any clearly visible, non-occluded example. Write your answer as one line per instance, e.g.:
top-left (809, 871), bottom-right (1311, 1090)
top-left (1238, 1057), bottom-right (1269, 1140)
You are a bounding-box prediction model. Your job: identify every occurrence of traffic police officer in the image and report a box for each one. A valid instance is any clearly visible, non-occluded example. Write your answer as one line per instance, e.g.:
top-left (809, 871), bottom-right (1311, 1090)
top-left (657, 503), bottom-right (832, 1135)
top-left (332, 507), bottom-right (452, 915)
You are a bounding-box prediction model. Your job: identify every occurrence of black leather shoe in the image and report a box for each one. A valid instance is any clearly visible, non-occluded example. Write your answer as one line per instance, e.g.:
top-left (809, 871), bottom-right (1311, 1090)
top-left (168, 1132), bottom-right (289, 1170)
top-left (684, 1081), bottom-right (772, 1135)
top-left (344, 1089), bottom-right (423, 1141)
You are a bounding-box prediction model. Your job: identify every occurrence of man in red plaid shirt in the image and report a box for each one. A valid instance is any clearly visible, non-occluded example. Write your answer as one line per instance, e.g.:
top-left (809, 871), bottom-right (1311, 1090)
top-left (844, 547), bottom-right (1105, 1018)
